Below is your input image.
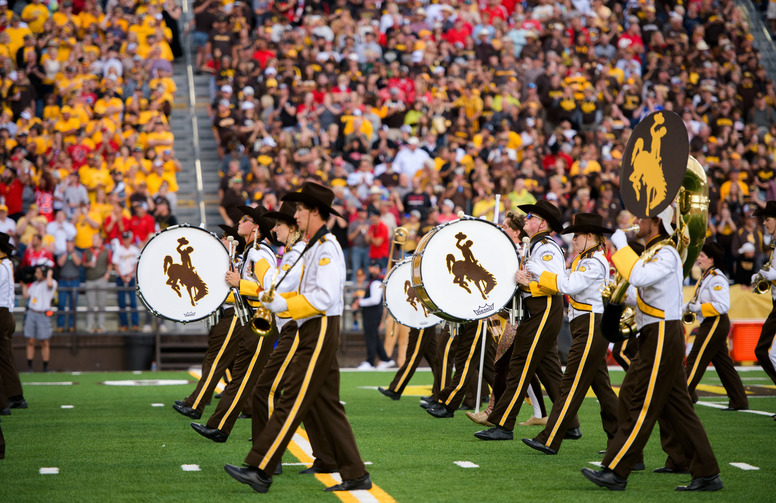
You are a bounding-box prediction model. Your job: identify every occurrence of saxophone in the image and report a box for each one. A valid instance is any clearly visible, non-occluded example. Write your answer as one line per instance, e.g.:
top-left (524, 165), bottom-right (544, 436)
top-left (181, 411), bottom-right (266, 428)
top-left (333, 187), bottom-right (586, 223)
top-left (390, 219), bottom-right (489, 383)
top-left (602, 156), bottom-right (709, 342)
top-left (752, 238), bottom-right (775, 295)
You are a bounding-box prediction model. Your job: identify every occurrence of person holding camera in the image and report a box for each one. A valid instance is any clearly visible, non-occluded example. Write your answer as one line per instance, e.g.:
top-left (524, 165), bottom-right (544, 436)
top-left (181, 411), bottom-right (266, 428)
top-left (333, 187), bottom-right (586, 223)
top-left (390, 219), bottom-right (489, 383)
top-left (22, 265), bottom-right (57, 372)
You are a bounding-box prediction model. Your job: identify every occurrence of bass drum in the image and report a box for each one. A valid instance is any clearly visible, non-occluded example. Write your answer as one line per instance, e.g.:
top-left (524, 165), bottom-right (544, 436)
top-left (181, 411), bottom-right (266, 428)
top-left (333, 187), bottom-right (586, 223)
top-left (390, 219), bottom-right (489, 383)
top-left (383, 257), bottom-right (443, 329)
top-left (136, 224), bottom-right (231, 323)
top-left (411, 217), bottom-right (519, 322)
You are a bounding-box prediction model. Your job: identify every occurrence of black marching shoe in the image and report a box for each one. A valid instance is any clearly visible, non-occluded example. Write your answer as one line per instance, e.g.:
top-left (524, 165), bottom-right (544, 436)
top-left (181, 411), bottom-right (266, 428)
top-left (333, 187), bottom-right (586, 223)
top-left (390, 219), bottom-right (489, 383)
top-left (426, 402), bottom-right (454, 418)
top-left (721, 406), bottom-right (747, 411)
top-left (675, 474), bottom-right (723, 492)
top-left (632, 462), bottom-right (645, 471)
top-left (474, 426), bottom-right (513, 441)
top-left (419, 395), bottom-right (434, 404)
top-left (224, 464), bottom-right (272, 493)
top-left (522, 438), bottom-right (557, 455)
top-left (172, 403), bottom-right (201, 419)
top-left (174, 400), bottom-right (185, 407)
top-left (653, 466), bottom-right (690, 474)
top-left (274, 464), bottom-right (283, 475)
top-left (581, 467), bottom-right (627, 491)
top-left (324, 473), bottom-right (372, 492)
top-left (564, 427), bottom-right (582, 440)
top-left (191, 422), bottom-right (228, 442)
top-left (378, 387), bottom-right (400, 400)
top-left (299, 465), bottom-right (337, 475)
top-left (419, 398), bottom-right (437, 410)
top-left (0, 407), bottom-right (9, 416)
top-left (8, 397), bottom-right (28, 409)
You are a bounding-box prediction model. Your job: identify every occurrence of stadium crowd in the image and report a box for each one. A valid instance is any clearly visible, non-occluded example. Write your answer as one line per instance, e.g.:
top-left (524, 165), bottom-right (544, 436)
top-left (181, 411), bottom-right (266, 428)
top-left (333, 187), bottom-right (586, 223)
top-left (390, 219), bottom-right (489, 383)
top-left (0, 0), bottom-right (183, 331)
top-left (205, 0), bottom-right (776, 285)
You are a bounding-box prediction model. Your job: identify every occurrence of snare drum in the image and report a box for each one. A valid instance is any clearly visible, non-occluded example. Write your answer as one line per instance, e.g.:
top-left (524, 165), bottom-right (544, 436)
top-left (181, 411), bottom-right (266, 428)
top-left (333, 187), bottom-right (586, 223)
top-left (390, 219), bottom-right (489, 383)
top-left (411, 218), bottom-right (519, 322)
top-left (136, 224), bottom-right (231, 323)
top-left (384, 258), bottom-right (443, 329)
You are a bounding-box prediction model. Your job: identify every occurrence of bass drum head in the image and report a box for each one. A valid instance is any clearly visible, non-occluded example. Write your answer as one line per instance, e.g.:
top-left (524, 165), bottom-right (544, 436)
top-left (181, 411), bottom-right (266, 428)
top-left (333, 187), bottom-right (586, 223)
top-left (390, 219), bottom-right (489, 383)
top-left (413, 219), bottom-right (518, 321)
top-left (136, 225), bottom-right (231, 323)
top-left (384, 258), bottom-right (443, 329)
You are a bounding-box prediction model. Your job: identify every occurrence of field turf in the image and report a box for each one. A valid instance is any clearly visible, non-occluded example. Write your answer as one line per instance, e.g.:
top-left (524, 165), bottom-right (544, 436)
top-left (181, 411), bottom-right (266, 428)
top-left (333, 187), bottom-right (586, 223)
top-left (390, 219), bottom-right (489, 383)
top-left (0, 368), bottom-right (774, 502)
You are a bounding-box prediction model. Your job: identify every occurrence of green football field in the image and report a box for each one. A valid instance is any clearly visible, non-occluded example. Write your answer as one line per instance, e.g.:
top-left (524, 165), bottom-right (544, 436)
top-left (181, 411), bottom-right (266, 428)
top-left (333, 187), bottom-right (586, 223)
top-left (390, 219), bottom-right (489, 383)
top-left (0, 367), bottom-right (774, 502)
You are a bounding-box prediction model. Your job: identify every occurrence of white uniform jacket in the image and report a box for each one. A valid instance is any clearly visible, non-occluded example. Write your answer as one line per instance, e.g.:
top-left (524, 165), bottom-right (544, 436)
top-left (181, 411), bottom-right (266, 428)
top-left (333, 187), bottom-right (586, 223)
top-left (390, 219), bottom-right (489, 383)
top-left (538, 244), bottom-right (608, 320)
top-left (524, 231), bottom-right (566, 299)
top-left (278, 231), bottom-right (346, 325)
top-left (690, 267), bottom-right (730, 322)
top-left (612, 237), bottom-right (682, 328)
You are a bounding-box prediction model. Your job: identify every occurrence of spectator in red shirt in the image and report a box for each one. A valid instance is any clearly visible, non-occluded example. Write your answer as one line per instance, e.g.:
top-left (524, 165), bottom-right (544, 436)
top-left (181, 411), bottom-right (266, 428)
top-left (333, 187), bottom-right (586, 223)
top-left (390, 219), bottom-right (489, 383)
top-left (365, 209), bottom-right (389, 270)
top-left (0, 168), bottom-right (24, 220)
top-left (129, 201), bottom-right (156, 246)
top-left (20, 233), bottom-right (55, 283)
top-left (104, 201), bottom-right (130, 247)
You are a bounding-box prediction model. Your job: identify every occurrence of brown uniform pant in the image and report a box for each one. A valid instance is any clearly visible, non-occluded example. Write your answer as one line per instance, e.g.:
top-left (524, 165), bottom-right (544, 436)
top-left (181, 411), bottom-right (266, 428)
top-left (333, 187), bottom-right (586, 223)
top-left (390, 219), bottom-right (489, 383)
top-left (603, 320), bottom-right (719, 479)
top-left (245, 316), bottom-right (366, 480)
top-left (534, 313), bottom-right (619, 452)
top-left (488, 295), bottom-right (567, 431)
top-left (611, 337), bottom-right (638, 370)
top-left (755, 300), bottom-right (776, 385)
top-left (0, 308), bottom-right (22, 408)
top-left (686, 314), bottom-right (747, 409)
top-left (251, 321), bottom-right (337, 471)
top-left (492, 335), bottom-right (548, 417)
top-left (184, 309), bottom-right (241, 413)
top-left (205, 323), bottom-right (276, 435)
top-left (388, 325), bottom-right (439, 396)
top-left (438, 320), bottom-right (495, 411)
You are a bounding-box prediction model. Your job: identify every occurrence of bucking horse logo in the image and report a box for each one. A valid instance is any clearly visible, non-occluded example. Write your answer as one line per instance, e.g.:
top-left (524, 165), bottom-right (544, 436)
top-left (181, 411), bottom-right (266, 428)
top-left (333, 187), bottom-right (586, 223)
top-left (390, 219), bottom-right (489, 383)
top-left (404, 280), bottom-right (429, 316)
top-left (446, 232), bottom-right (496, 300)
top-left (629, 112), bottom-right (668, 212)
top-left (164, 237), bottom-right (208, 306)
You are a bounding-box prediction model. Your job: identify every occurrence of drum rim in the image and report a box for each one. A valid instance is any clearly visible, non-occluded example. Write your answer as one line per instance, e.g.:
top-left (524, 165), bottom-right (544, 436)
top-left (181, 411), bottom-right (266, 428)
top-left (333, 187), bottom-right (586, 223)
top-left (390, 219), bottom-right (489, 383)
top-left (136, 224), bottom-right (231, 324)
top-left (383, 257), bottom-right (443, 329)
top-left (411, 218), bottom-right (519, 322)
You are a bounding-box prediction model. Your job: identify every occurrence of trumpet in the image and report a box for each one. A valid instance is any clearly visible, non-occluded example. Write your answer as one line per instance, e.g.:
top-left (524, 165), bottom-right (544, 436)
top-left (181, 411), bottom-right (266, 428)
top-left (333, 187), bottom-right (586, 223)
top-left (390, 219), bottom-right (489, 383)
top-left (227, 236), bottom-right (252, 327)
top-left (621, 224), bottom-right (640, 233)
top-left (387, 226), bottom-right (408, 272)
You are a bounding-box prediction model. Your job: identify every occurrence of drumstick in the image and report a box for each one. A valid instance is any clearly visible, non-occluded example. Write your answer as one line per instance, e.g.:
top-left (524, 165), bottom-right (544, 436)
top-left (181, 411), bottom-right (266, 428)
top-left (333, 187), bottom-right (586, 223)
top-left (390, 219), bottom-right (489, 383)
top-left (492, 194), bottom-right (501, 224)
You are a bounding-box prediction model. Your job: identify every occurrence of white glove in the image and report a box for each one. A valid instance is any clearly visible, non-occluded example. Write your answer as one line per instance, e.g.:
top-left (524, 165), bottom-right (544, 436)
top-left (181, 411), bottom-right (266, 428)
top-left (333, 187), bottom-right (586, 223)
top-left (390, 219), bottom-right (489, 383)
top-left (760, 267), bottom-right (776, 281)
top-left (609, 229), bottom-right (628, 251)
top-left (681, 302), bottom-right (689, 313)
top-left (752, 273), bottom-right (759, 285)
top-left (687, 302), bottom-right (700, 313)
top-left (524, 262), bottom-right (541, 280)
top-left (263, 295), bottom-right (288, 313)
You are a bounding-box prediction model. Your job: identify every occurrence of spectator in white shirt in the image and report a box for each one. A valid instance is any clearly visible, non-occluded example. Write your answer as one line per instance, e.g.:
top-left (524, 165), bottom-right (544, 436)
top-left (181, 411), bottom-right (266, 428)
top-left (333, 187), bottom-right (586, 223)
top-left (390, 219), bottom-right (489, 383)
top-left (392, 137), bottom-right (430, 180)
top-left (45, 210), bottom-right (77, 256)
top-left (112, 231), bottom-right (140, 331)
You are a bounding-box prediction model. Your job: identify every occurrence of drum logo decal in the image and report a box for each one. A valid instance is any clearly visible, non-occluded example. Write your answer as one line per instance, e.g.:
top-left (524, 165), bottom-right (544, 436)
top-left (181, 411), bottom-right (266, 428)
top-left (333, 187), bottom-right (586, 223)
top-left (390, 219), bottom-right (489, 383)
top-left (404, 280), bottom-right (429, 316)
top-left (446, 232), bottom-right (496, 300)
top-left (629, 112), bottom-right (667, 213)
top-left (164, 237), bottom-right (209, 306)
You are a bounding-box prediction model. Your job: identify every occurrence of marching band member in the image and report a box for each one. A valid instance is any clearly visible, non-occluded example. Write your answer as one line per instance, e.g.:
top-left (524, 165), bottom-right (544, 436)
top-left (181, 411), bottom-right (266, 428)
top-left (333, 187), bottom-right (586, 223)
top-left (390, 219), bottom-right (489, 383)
top-left (190, 205), bottom-right (278, 442)
top-left (522, 213), bottom-right (619, 455)
top-left (474, 200), bottom-right (577, 441)
top-left (582, 206), bottom-right (722, 492)
top-left (247, 201), bottom-right (337, 475)
top-left (683, 240), bottom-right (748, 410)
top-left (173, 224), bottom-right (244, 420)
top-left (225, 182), bottom-right (371, 493)
top-left (752, 201), bottom-right (776, 392)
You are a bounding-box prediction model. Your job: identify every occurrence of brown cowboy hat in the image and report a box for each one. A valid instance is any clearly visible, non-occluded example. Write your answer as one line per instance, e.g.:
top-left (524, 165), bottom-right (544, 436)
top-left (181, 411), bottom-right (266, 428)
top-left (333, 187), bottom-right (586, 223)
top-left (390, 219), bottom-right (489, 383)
top-left (753, 200), bottom-right (776, 218)
top-left (518, 199), bottom-right (563, 233)
top-left (237, 204), bottom-right (274, 240)
top-left (264, 201), bottom-right (298, 226)
top-left (562, 213), bottom-right (614, 235)
top-left (218, 223), bottom-right (246, 250)
top-left (281, 181), bottom-right (343, 218)
top-left (0, 232), bottom-right (14, 256)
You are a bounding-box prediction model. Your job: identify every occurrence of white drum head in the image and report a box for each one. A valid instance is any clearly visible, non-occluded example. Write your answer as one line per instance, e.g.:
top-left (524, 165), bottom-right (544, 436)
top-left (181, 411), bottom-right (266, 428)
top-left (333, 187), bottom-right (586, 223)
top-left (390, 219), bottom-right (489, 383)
top-left (384, 258), bottom-right (443, 329)
top-left (415, 219), bottom-right (518, 321)
top-left (136, 225), bottom-right (231, 323)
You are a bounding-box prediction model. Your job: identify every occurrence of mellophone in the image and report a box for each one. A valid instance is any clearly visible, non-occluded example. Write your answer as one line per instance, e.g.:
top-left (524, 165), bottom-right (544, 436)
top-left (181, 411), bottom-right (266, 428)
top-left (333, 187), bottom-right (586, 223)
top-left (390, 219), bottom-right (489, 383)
top-left (383, 216), bottom-right (521, 328)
